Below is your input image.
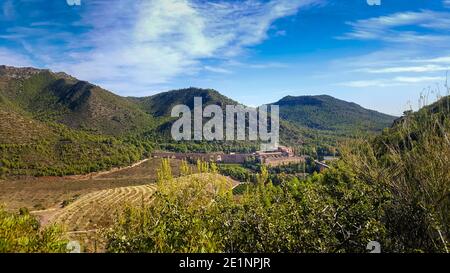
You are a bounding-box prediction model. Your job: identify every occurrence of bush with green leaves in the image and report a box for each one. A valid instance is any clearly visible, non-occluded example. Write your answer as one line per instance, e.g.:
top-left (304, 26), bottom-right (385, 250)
top-left (105, 162), bottom-right (387, 253)
top-left (105, 94), bottom-right (449, 253)
top-left (339, 96), bottom-right (450, 253)
top-left (105, 172), bottom-right (232, 253)
top-left (0, 207), bottom-right (68, 253)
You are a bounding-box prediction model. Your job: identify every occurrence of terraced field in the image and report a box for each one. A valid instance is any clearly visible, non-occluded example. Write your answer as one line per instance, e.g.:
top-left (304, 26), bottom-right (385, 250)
top-left (0, 158), bottom-right (192, 211)
top-left (50, 184), bottom-right (157, 232)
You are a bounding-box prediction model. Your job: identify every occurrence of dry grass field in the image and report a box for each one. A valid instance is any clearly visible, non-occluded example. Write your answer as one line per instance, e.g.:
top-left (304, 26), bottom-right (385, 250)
top-left (49, 184), bottom-right (158, 231)
top-left (0, 158), bottom-right (192, 211)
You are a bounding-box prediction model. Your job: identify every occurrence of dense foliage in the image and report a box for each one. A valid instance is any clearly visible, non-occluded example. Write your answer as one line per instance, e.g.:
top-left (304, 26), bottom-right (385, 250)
top-left (276, 95), bottom-right (396, 134)
top-left (0, 123), bottom-right (148, 176)
top-left (105, 162), bottom-right (388, 253)
top-left (105, 97), bottom-right (449, 253)
top-left (0, 207), bottom-right (68, 253)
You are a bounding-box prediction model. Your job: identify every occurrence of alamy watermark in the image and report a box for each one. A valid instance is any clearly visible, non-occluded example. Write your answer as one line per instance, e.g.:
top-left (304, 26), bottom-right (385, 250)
top-left (367, 0), bottom-right (381, 6)
top-left (66, 240), bottom-right (81, 253)
top-left (171, 97), bottom-right (279, 151)
top-left (366, 241), bottom-right (381, 253)
top-left (66, 0), bottom-right (81, 6)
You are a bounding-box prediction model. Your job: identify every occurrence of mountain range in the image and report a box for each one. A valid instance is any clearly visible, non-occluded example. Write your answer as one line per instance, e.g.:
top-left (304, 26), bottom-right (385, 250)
top-left (0, 65), bottom-right (397, 176)
top-left (275, 95), bottom-right (395, 134)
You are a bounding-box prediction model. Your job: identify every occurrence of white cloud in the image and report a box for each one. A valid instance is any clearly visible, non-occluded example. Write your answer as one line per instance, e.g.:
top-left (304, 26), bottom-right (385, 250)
top-left (204, 66), bottom-right (233, 74)
top-left (360, 64), bottom-right (450, 74)
top-left (0, 0), bottom-right (318, 94)
top-left (332, 10), bottom-right (450, 91)
top-left (0, 48), bottom-right (34, 67)
top-left (46, 0), bottom-right (318, 94)
top-left (338, 76), bottom-right (445, 88)
top-left (444, 0), bottom-right (450, 8)
top-left (225, 60), bottom-right (289, 69)
top-left (340, 10), bottom-right (450, 44)
top-left (411, 56), bottom-right (450, 64)
top-left (394, 76), bottom-right (445, 83)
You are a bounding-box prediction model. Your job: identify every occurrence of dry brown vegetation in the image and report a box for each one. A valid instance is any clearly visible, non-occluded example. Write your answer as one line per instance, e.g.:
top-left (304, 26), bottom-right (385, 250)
top-left (50, 184), bottom-right (158, 231)
top-left (0, 158), bottom-right (193, 211)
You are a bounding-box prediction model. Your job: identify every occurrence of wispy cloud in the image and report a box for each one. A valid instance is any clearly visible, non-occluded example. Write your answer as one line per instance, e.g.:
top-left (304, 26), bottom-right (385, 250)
top-left (332, 9), bottom-right (450, 91)
top-left (203, 66), bottom-right (233, 74)
top-left (359, 64), bottom-right (450, 74)
top-left (340, 10), bottom-right (450, 45)
top-left (411, 56), bottom-right (450, 64)
top-left (0, 48), bottom-right (34, 67)
top-left (225, 60), bottom-right (289, 69)
top-left (1, 0), bottom-right (318, 94)
top-left (394, 76), bottom-right (446, 83)
top-left (338, 76), bottom-right (445, 88)
top-left (444, 0), bottom-right (450, 8)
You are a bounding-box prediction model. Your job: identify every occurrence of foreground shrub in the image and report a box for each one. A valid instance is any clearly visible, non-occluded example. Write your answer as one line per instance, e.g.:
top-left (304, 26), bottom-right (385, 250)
top-left (0, 207), bottom-right (68, 253)
top-left (105, 165), bottom-right (385, 253)
top-left (105, 96), bottom-right (449, 253)
top-left (339, 96), bottom-right (450, 252)
top-left (105, 173), bottom-right (232, 253)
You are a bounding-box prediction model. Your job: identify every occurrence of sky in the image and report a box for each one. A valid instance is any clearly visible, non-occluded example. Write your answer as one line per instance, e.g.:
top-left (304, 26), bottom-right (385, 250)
top-left (1, 0), bottom-right (450, 116)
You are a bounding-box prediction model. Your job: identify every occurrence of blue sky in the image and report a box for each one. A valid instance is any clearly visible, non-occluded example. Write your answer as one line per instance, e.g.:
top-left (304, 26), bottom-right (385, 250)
top-left (1, 0), bottom-right (450, 116)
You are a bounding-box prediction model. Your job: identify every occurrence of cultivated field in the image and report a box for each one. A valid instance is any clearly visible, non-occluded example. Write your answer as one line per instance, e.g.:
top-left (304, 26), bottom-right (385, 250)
top-left (29, 184), bottom-right (157, 253)
top-left (0, 158), bottom-right (192, 211)
top-left (48, 184), bottom-right (158, 231)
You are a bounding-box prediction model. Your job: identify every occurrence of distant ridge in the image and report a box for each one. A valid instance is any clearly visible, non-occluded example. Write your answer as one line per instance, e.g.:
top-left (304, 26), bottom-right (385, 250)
top-left (274, 95), bottom-right (397, 134)
top-left (0, 65), bottom-right (154, 136)
top-left (128, 87), bottom-right (239, 117)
